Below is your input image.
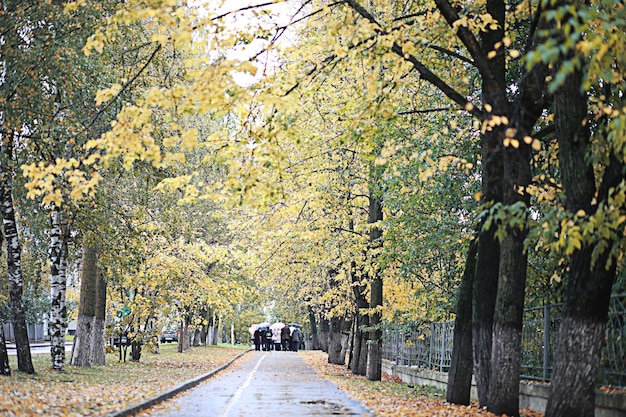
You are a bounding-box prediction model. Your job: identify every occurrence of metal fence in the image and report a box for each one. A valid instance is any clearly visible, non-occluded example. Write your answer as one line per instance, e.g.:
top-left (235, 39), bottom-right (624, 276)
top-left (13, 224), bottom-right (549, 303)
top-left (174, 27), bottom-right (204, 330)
top-left (382, 293), bottom-right (626, 388)
top-left (2, 322), bottom-right (46, 343)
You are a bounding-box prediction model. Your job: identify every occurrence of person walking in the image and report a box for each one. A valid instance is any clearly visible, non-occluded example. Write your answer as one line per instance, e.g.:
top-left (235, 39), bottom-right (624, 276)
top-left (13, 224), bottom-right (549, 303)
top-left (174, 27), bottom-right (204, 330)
top-left (271, 327), bottom-right (282, 351)
top-left (262, 327), bottom-right (273, 351)
top-left (253, 329), bottom-right (262, 351)
top-left (290, 327), bottom-right (302, 352)
top-left (281, 324), bottom-right (291, 351)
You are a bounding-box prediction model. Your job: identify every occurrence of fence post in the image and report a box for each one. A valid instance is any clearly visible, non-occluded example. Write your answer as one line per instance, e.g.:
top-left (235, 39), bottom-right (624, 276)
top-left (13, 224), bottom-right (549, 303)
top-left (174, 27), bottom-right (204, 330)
top-left (440, 321), bottom-right (446, 372)
top-left (428, 323), bottom-right (434, 369)
top-left (543, 303), bottom-right (550, 381)
top-left (395, 332), bottom-right (400, 365)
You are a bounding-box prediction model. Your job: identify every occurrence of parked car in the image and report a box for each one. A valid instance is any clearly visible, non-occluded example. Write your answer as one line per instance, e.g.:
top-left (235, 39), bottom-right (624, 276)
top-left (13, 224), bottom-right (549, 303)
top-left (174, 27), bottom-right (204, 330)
top-left (111, 334), bottom-right (128, 347)
top-left (160, 330), bottom-right (178, 343)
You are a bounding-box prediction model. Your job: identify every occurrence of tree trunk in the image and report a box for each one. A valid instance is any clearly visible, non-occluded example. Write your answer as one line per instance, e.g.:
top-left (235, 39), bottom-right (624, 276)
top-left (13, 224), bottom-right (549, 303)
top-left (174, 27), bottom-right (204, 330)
top-left (49, 206), bottom-right (69, 371)
top-left (351, 259), bottom-right (369, 376)
top-left (92, 268), bottom-right (106, 365)
top-left (367, 193), bottom-right (383, 382)
top-left (472, 129), bottom-right (503, 405)
top-left (199, 307), bottom-right (208, 345)
top-left (471, 0), bottom-right (508, 400)
top-left (488, 232), bottom-right (528, 416)
top-left (0, 177), bottom-right (34, 374)
top-left (488, 109), bottom-right (532, 415)
top-left (0, 323), bottom-right (10, 376)
top-left (308, 306), bottom-right (320, 350)
top-left (545, 37), bottom-right (622, 417)
top-left (70, 240), bottom-right (99, 367)
top-left (367, 275), bottom-right (382, 381)
top-left (351, 306), bottom-right (369, 376)
top-left (328, 315), bottom-right (351, 365)
top-left (319, 318), bottom-right (330, 352)
top-left (193, 329), bottom-right (201, 346)
top-left (446, 237), bottom-right (477, 405)
top-left (130, 329), bottom-right (142, 362)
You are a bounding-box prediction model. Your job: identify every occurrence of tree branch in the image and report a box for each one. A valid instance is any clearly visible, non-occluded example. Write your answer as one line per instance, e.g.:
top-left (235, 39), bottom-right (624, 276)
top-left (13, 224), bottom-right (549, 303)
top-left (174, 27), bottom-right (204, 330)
top-left (344, 0), bottom-right (484, 119)
top-left (432, 0), bottom-right (502, 91)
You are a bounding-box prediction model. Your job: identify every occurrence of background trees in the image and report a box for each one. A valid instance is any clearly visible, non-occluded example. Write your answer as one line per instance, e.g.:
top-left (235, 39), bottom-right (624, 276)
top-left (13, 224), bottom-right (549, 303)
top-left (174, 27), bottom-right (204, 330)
top-left (1, 2), bottom-right (625, 416)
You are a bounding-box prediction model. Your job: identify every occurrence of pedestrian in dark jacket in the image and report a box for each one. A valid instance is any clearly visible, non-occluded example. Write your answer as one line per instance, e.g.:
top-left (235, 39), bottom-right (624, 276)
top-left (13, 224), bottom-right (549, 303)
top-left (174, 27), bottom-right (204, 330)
top-left (261, 327), bottom-right (273, 351)
top-left (290, 327), bottom-right (302, 352)
top-left (253, 329), bottom-right (262, 351)
top-left (281, 324), bottom-right (291, 351)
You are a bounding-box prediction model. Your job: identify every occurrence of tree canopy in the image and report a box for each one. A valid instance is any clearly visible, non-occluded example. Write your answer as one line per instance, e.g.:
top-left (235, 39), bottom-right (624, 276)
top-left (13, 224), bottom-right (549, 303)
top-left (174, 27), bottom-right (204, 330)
top-left (1, 0), bottom-right (625, 414)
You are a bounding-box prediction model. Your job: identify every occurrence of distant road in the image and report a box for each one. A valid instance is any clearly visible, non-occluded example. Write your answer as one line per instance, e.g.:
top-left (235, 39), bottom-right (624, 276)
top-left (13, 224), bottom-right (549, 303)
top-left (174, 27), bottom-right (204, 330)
top-left (6, 342), bottom-right (72, 356)
top-left (147, 351), bottom-right (374, 417)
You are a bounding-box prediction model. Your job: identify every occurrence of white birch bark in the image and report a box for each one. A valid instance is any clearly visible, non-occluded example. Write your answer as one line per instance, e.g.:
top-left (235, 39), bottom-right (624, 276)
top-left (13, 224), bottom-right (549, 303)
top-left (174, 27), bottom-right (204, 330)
top-left (0, 169), bottom-right (34, 374)
top-left (49, 206), bottom-right (69, 371)
top-left (0, 323), bottom-right (10, 375)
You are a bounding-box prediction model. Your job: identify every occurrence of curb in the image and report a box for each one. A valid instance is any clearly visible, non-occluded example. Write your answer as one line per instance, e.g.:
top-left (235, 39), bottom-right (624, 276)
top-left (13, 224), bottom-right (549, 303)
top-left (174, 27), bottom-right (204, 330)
top-left (106, 349), bottom-right (252, 417)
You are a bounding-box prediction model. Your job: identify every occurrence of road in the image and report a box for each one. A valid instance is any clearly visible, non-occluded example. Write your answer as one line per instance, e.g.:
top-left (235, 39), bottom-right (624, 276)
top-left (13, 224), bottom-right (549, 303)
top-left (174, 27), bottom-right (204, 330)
top-left (6, 342), bottom-right (72, 355)
top-left (146, 351), bottom-right (374, 417)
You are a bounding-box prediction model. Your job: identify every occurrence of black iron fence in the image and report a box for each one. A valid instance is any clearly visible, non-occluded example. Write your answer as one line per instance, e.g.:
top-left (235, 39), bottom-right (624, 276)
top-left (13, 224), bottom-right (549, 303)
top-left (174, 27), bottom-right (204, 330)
top-left (382, 293), bottom-right (626, 388)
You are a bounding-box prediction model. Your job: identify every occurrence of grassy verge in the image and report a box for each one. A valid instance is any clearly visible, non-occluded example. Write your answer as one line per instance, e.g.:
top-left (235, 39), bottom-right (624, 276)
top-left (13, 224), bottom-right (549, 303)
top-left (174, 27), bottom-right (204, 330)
top-left (1, 343), bottom-right (248, 417)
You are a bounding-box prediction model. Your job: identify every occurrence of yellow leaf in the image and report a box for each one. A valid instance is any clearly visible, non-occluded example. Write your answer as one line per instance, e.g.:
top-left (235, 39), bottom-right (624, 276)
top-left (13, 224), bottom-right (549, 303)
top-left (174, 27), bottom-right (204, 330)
top-left (531, 139), bottom-right (542, 151)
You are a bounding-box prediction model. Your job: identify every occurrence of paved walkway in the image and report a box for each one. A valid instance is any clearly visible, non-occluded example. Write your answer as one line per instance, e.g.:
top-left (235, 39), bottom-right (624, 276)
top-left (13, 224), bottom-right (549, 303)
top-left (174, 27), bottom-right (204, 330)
top-left (147, 351), bottom-right (374, 417)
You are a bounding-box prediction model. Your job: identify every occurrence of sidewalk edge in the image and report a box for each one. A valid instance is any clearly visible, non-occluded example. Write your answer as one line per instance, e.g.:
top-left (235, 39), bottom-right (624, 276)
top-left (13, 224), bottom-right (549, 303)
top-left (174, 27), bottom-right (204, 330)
top-left (106, 349), bottom-right (252, 417)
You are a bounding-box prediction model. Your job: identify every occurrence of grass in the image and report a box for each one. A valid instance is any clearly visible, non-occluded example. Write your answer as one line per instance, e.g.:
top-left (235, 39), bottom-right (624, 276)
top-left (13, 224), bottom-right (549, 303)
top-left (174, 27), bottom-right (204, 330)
top-left (1, 343), bottom-right (248, 417)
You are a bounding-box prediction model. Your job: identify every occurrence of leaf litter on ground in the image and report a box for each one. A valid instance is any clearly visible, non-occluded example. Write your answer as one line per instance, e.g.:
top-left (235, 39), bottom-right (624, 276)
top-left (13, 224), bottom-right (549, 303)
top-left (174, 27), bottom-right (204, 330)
top-left (301, 351), bottom-right (545, 417)
top-left (0, 344), bottom-right (246, 417)
top-left (3, 346), bottom-right (548, 417)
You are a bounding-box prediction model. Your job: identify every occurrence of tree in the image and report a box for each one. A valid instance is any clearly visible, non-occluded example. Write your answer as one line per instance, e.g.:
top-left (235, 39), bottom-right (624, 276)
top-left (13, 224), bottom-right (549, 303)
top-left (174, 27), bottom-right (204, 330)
top-left (541, 1), bottom-right (626, 415)
top-left (446, 236), bottom-right (477, 405)
top-left (366, 192), bottom-right (383, 381)
top-left (70, 235), bottom-right (106, 366)
top-left (13, 1), bottom-right (624, 413)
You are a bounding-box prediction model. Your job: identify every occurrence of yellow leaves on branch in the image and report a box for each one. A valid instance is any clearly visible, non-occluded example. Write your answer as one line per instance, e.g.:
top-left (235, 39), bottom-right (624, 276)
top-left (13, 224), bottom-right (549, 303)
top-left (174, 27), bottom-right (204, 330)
top-left (22, 159), bottom-right (102, 206)
top-left (452, 13), bottom-right (500, 32)
top-left (88, 105), bottom-right (164, 170)
top-left (95, 83), bottom-right (122, 106)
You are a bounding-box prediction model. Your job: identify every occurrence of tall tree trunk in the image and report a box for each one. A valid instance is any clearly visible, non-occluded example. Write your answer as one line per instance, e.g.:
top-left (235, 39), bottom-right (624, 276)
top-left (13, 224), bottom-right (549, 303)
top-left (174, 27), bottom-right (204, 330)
top-left (70, 239), bottom-right (99, 366)
top-left (328, 315), bottom-right (351, 365)
top-left (488, 111), bottom-right (533, 416)
top-left (545, 38), bottom-right (622, 417)
top-left (319, 318), bottom-right (330, 352)
top-left (350, 256), bottom-right (370, 376)
top-left (446, 237), bottom-right (477, 405)
top-left (92, 266), bottom-right (106, 365)
top-left (472, 131), bottom-right (502, 405)
top-left (0, 173), bottom-right (34, 374)
top-left (367, 194), bottom-right (383, 381)
top-left (308, 306), bottom-right (320, 350)
top-left (471, 0), bottom-right (508, 402)
top-left (0, 322), bottom-right (10, 376)
top-left (200, 307), bottom-right (208, 345)
top-left (49, 205), bottom-right (69, 371)
top-left (488, 230), bottom-right (528, 416)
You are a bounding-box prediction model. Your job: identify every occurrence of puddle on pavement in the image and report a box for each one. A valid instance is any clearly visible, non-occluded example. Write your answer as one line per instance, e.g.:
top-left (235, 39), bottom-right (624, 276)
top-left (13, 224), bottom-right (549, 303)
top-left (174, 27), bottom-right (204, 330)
top-left (300, 399), bottom-right (360, 415)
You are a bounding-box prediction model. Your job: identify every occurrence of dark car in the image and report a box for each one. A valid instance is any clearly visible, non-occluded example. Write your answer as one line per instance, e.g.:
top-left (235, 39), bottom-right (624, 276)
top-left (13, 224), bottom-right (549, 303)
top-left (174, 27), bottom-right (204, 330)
top-left (160, 330), bottom-right (178, 343)
top-left (111, 334), bottom-right (128, 347)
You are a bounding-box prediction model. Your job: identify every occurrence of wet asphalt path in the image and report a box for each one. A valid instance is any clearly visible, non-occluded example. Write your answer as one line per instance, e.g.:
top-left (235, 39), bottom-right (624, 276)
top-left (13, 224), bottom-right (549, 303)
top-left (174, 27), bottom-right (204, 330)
top-left (147, 350), bottom-right (374, 417)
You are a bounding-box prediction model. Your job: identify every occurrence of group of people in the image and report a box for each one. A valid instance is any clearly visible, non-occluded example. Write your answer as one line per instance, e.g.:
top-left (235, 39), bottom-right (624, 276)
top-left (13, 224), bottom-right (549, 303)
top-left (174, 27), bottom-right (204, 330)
top-left (252, 323), bottom-right (302, 352)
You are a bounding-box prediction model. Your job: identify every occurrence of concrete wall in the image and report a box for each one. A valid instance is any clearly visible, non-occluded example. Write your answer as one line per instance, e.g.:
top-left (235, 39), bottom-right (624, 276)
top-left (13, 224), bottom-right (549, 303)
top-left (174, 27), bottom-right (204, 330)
top-left (382, 360), bottom-right (626, 417)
